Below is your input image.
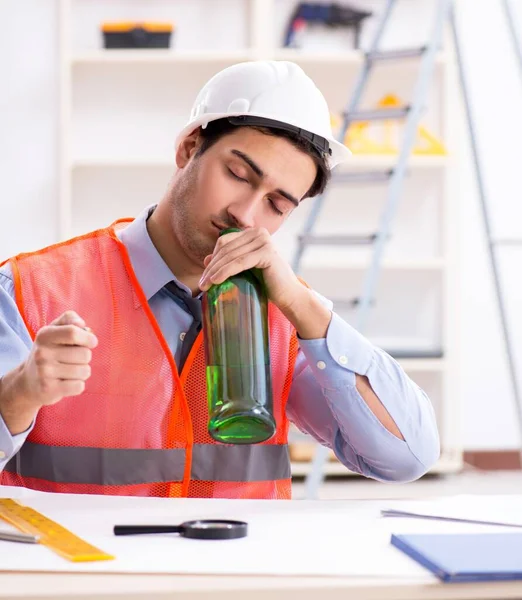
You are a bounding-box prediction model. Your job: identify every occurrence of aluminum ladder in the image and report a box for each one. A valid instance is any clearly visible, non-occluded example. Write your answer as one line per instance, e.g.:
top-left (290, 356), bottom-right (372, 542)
top-left (291, 0), bottom-right (453, 499)
top-left (294, 0), bottom-right (522, 498)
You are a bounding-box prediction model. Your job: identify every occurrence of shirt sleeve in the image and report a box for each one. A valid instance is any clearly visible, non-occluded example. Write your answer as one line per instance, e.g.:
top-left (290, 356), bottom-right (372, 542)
top-left (286, 291), bottom-right (440, 483)
top-left (0, 266), bottom-right (33, 472)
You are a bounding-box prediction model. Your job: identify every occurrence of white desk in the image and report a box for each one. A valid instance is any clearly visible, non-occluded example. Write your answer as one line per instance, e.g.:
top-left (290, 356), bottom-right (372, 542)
top-left (2, 572), bottom-right (522, 600)
top-left (1, 488), bottom-right (522, 600)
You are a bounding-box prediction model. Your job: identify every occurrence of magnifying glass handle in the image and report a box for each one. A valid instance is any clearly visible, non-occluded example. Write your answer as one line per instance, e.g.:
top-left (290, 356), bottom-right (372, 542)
top-left (114, 525), bottom-right (182, 536)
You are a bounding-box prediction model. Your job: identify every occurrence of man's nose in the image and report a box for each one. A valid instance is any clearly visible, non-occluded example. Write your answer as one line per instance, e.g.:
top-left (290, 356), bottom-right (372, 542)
top-left (226, 196), bottom-right (258, 230)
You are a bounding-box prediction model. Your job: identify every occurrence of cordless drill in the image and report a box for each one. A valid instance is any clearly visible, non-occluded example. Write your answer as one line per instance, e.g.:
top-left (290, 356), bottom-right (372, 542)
top-left (284, 3), bottom-right (373, 50)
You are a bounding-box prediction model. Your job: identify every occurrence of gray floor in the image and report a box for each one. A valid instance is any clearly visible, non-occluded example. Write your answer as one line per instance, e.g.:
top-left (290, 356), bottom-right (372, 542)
top-left (292, 467), bottom-right (522, 500)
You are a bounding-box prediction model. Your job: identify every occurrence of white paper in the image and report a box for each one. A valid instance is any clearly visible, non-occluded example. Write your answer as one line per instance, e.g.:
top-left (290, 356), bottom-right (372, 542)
top-left (0, 489), bottom-right (426, 577)
top-left (0, 488), bottom-right (519, 578)
top-left (381, 495), bottom-right (522, 528)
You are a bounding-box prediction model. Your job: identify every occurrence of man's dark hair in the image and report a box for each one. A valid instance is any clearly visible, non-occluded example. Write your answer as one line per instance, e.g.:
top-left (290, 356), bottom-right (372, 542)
top-left (195, 118), bottom-right (331, 199)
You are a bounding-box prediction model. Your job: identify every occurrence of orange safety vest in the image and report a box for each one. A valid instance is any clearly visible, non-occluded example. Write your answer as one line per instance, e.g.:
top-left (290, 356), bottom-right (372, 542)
top-left (1, 220), bottom-right (299, 499)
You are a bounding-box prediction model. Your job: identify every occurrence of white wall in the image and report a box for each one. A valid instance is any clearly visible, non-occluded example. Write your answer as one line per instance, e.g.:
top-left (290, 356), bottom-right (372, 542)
top-left (0, 0), bottom-right (59, 253)
top-left (1, 0), bottom-right (522, 450)
top-left (453, 0), bottom-right (522, 450)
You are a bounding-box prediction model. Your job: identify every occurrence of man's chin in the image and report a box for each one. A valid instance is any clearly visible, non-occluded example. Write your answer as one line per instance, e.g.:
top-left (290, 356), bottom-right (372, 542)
top-left (185, 233), bottom-right (215, 266)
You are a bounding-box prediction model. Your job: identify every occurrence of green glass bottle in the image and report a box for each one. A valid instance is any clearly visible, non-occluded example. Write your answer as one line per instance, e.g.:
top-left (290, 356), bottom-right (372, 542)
top-left (202, 228), bottom-right (276, 444)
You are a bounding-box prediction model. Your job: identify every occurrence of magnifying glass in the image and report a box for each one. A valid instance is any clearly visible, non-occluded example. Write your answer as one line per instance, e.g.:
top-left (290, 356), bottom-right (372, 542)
top-left (114, 520), bottom-right (247, 540)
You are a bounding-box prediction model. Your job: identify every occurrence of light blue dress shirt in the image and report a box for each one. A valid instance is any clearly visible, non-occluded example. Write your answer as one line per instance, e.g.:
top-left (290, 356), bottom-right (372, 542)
top-left (0, 206), bottom-right (440, 482)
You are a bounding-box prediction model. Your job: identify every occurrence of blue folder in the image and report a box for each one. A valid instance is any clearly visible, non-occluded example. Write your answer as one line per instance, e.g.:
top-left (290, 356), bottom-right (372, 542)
top-left (391, 533), bottom-right (522, 582)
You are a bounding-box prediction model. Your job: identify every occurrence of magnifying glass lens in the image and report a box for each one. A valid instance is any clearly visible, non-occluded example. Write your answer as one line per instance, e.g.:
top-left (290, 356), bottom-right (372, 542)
top-left (189, 521), bottom-right (234, 529)
top-left (181, 519), bottom-right (248, 540)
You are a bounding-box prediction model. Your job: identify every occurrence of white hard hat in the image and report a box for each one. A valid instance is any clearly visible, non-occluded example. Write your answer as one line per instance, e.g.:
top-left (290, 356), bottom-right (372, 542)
top-left (175, 61), bottom-right (351, 169)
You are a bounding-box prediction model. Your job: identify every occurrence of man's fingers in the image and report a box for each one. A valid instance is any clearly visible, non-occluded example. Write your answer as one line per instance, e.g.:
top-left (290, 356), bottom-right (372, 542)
top-left (49, 363), bottom-right (92, 381)
top-left (207, 238), bottom-right (264, 276)
top-left (201, 236), bottom-right (268, 290)
top-left (56, 380), bottom-right (86, 398)
top-left (200, 229), bottom-right (266, 289)
top-left (215, 230), bottom-right (245, 250)
top-left (214, 228), bottom-right (261, 254)
top-left (53, 346), bottom-right (93, 365)
top-left (37, 325), bottom-right (98, 349)
top-left (210, 228), bottom-right (269, 270)
top-left (210, 253), bottom-right (261, 286)
top-left (52, 311), bottom-right (85, 328)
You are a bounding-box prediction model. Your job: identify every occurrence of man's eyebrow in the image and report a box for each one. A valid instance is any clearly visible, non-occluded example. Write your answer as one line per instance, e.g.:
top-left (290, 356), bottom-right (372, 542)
top-left (230, 149), bottom-right (300, 207)
top-left (231, 149), bottom-right (264, 178)
top-left (276, 189), bottom-right (299, 207)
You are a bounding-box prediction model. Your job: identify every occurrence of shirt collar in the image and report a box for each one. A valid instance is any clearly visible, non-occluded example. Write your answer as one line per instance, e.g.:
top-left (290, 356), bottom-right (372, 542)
top-left (118, 204), bottom-right (194, 301)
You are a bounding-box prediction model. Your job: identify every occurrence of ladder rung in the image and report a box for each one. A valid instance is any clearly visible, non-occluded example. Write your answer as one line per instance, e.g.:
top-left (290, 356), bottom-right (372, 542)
top-left (384, 349), bottom-right (444, 359)
top-left (494, 239), bottom-right (522, 246)
top-left (345, 106), bottom-right (410, 122)
top-left (298, 234), bottom-right (376, 246)
top-left (351, 297), bottom-right (376, 307)
top-left (333, 298), bottom-right (375, 309)
top-left (333, 170), bottom-right (393, 184)
top-left (367, 47), bottom-right (426, 61)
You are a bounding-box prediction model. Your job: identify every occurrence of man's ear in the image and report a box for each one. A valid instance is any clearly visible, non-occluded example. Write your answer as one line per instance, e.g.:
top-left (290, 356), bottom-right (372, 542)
top-left (176, 128), bottom-right (203, 168)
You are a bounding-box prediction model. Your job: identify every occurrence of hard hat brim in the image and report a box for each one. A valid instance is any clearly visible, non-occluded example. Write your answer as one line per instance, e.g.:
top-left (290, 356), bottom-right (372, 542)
top-left (175, 112), bottom-right (351, 169)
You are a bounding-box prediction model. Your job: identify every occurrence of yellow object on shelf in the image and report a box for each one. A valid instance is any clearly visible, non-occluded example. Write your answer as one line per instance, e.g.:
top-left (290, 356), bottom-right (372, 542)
top-left (0, 499), bottom-right (114, 563)
top-left (101, 22), bottom-right (174, 33)
top-left (289, 443), bottom-right (338, 463)
top-left (340, 94), bottom-right (447, 156)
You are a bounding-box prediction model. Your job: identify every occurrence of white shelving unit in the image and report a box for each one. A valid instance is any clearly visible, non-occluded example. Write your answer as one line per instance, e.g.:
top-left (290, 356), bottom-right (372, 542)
top-left (58, 0), bottom-right (463, 478)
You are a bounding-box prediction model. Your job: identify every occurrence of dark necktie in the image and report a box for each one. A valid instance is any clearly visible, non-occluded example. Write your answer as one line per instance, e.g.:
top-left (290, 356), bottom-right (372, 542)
top-left (165, 281), bottom-right (202, 370)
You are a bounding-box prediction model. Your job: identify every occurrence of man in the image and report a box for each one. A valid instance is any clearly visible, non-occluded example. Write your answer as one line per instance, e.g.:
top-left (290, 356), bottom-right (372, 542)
top-left (0, 61), bottom-right (439, 499)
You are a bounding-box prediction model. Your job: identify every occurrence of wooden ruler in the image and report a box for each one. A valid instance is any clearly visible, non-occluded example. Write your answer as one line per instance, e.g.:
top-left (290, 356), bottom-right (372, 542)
top-left (0, 498), bottom-right (114, 562)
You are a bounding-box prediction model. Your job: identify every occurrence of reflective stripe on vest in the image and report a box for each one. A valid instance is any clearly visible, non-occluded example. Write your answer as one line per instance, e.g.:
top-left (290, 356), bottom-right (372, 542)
top-left (4, 442), bottom-right (291, 485)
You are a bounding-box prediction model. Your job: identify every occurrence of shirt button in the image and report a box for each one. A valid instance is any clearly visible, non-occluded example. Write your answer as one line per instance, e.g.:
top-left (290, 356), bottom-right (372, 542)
top-left (316, 361), bottom-right (326, 370)
top-left (179, 332), bottom-right (186, 341)
top-left (0, 451), bottom-right (5, 459)
top-left (339, 355), bottom-right (348, 365)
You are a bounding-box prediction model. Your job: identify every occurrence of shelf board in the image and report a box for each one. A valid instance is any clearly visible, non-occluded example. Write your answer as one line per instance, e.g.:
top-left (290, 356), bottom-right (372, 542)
top-left (291, 461), bottom-right (349, 477)
top-left (275, 49), bottom-right (363, 65)
top-left (337, 155), bottom-right (450, 170)
top-left (291, 451), bottom-right (462, 478)
top-left (275, 49), bottom-right (449, 66)
top-left (71, 155), bottom-right (450, 169)
top-left (70, 49), bottom-right (449, 67)
top-left (397, 358), bottom-right (446, 372)
top-left (71, 49), bottom-right (255, 65)
top-left (71, 157), bottom-right (176, 168)
top-left (299, 258), bottom-right (446, 271)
